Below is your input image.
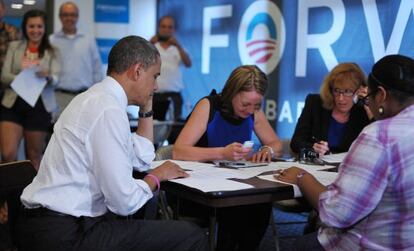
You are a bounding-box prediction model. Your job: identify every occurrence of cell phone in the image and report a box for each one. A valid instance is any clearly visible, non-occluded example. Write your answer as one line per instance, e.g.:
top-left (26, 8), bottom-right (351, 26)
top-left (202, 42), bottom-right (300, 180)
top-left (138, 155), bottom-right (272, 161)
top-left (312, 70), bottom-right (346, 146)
top-left (353, 95), bottom-right (365, 107)
top-left (242, 141), bottom-right (254, 148)
top-left (272, 154), bottom-right (295, 162)
top-left (157, 34), bottom-right (170, 42)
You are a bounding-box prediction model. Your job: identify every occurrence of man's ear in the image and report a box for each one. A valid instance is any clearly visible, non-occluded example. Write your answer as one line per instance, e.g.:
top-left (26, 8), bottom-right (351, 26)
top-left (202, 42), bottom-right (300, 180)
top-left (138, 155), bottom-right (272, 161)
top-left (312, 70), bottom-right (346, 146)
top-left (127, 63), bottom-right (142, 81)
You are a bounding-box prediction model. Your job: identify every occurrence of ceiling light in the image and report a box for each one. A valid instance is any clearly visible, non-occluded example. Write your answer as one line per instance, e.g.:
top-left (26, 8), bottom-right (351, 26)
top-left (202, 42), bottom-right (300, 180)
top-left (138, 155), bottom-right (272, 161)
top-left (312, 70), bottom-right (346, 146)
top-left (24, 0), bottom-right (36, 5)
top-left (11, 3), bottom-right (23, 9)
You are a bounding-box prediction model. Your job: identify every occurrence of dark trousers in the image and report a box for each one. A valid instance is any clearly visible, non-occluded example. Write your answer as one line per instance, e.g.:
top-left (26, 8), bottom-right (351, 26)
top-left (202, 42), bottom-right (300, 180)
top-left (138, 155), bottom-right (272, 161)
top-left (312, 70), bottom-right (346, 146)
top-left (216, 203), bottom-right (272, 251)
top-left (153, 92), bottom-right (183, 121)
top-left (172, 196), bottom-right (272, 251)
top-left (17, 211), bottom-right (209, 251)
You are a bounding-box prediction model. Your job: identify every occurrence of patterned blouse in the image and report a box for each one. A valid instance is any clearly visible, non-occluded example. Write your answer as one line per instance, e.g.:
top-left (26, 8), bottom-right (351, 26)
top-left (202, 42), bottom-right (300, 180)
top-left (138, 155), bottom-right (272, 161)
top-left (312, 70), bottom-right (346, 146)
top-left (318, 104), bottom-right (414, 250)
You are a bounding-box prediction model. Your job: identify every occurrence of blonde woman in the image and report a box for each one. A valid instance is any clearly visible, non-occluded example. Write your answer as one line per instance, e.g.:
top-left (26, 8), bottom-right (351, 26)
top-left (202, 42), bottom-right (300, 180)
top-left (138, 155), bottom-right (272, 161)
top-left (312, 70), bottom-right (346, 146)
top-left (173, 65), bottom-right (282, 251)
top-left (290, 63), bottom-right (372, 155)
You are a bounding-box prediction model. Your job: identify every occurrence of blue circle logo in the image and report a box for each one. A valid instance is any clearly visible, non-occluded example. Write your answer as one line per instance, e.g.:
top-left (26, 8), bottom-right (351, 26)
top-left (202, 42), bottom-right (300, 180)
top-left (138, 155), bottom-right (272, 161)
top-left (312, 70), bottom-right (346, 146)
top-left (238, 1), bottom-right (286, 74)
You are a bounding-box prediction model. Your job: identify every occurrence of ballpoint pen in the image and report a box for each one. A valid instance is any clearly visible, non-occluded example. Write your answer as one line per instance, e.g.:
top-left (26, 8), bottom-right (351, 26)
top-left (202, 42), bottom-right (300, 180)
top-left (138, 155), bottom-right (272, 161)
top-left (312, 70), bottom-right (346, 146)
top-left (312, 136), bottom-right (331, 155)
top-left (312, 136), bottom-right (321, 143)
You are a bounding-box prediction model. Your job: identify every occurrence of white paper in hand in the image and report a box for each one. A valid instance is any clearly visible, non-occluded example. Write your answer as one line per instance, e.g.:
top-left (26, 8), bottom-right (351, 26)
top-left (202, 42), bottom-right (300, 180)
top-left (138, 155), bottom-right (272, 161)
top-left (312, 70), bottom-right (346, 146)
top-left (10, 67), bottom-right (47, 107)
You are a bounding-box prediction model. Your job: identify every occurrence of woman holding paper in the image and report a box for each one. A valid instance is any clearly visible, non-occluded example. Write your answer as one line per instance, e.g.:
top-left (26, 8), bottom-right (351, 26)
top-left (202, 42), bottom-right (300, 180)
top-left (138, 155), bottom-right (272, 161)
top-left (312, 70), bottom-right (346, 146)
top-left (173, 65), bottom-right (282, 251)
top-left (0, 9), bottom-right (60, 170)
top-left (277, 55), bottom-right (414, 250)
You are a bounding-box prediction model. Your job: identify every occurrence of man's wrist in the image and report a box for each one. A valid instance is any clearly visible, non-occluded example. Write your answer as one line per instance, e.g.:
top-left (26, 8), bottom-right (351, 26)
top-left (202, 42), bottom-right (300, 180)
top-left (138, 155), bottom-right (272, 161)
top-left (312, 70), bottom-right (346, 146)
top-left (138, 110), bottom-right (154, 118)
top-left (145, 174), bottom-right (160, 193)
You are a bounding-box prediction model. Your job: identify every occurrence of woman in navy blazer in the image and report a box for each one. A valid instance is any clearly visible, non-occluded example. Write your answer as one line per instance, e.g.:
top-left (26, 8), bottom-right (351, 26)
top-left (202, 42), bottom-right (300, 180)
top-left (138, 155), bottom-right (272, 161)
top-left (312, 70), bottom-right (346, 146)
top-left (291, 63), bottom-right (372, 155)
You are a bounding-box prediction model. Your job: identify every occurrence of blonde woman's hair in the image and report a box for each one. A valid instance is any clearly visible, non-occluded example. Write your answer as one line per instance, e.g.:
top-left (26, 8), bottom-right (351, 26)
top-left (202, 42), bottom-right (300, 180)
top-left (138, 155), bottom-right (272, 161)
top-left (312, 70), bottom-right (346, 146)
top-left (319, 63), bottom-right (366, 109)
top-left (220, 65), bottom-right (268, 117)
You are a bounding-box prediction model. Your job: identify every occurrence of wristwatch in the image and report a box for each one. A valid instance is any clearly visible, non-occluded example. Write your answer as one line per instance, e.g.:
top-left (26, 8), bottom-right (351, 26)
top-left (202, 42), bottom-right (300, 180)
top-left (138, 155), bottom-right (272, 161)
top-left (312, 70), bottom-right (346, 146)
top-left (138, 110), bottom-right (154, 118)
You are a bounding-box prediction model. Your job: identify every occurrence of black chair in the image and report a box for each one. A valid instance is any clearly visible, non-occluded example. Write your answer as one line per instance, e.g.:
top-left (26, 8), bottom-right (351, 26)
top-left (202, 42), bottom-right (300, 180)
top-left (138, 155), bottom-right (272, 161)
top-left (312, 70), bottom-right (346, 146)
top-left (0, 160), bottom-right (37, 249)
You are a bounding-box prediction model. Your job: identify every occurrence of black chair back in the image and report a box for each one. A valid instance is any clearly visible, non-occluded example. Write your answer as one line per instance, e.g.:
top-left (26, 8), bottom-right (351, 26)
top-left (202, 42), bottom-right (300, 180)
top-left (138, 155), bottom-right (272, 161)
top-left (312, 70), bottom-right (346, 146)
top-left (0, 160), bottom-right (37, 247)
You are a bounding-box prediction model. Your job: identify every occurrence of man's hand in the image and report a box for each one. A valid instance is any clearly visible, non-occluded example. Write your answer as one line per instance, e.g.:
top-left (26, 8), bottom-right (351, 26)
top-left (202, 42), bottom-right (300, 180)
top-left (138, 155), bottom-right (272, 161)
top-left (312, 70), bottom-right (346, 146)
top-left (168, 36), bottom-right (179, 47)
top-left (149, 35), bottom-right (158, 44)
top-left (139, 99), bottom-right (153, 114)
top-left (150, 161), bottom-right (189, 181)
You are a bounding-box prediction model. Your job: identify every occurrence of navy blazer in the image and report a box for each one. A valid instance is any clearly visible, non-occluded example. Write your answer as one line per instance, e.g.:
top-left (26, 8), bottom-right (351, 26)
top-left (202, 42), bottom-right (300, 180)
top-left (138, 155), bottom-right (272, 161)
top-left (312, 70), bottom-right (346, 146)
top-left (290, 94), bottom-right (371, 154)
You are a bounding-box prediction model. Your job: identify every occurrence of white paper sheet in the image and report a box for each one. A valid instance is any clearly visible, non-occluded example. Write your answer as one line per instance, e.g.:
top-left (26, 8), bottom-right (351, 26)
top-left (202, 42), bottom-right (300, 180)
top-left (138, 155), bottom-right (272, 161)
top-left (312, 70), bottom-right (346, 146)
top-left (259, 170), bottom-right (338, 197)
top-left (320, 152), bottom-right (348, 164)
top-left (150, 160), bottom-right (337, 193)
top-left (151, 160), bottom-right (216, 171)
top-left (169, 177), bottom-right (253, 192)
top-left (10, 67), bottom-right (47, 107)
top-left (270, 161), bottom-right (335, 171)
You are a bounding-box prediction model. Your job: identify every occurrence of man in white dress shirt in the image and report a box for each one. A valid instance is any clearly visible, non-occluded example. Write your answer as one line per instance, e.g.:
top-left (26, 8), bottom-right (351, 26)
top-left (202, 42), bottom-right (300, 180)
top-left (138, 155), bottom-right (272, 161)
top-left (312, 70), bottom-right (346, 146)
top-left (50, 2), bottom-right (104, 117)
top-left (18, 36), bottom-right (208, 251)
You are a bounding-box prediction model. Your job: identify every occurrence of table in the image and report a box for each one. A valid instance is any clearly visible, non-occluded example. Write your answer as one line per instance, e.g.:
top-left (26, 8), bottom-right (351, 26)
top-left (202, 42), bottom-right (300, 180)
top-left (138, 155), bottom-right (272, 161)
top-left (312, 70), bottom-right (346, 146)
top-left (161, 173), bottom-right (295, 250)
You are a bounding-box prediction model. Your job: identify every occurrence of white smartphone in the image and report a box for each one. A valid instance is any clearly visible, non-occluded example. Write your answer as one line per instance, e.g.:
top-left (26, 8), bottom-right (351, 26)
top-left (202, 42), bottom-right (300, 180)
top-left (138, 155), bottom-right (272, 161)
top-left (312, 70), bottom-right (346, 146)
top-left (242, 140), bottom-right (254, 149)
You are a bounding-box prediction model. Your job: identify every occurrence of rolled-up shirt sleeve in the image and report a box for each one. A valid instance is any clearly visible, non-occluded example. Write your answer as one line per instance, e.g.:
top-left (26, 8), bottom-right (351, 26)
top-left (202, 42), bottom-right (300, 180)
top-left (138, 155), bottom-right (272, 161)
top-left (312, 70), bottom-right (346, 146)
top-left (131, 133), bottom-right (155, 172)
top-left (318, 128), bottom-right (389, 228)
top-left (88, 108), bottom-right (153, 216)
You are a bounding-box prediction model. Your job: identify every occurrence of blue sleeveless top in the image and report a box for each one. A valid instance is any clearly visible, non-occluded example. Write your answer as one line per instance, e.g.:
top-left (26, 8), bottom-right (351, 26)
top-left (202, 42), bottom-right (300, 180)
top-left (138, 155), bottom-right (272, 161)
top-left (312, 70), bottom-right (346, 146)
top-left (195, 94), bottom-right (254, 147)
top-left (327, 117), bottom-right (347, 149)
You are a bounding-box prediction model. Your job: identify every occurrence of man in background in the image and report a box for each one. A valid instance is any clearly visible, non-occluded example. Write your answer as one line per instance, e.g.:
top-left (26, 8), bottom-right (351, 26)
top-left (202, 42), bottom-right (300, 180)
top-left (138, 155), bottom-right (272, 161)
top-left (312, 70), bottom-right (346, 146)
top-left (150, 15), bottom-right (192, 122)
top-left (50, 1), bottom-right (103, 116)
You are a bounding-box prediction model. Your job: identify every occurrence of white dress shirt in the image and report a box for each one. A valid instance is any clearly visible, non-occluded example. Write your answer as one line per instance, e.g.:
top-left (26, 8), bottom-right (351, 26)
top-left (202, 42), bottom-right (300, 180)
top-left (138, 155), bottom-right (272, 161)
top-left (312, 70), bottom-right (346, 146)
top-left (21, 76), bottom-right (155, 217)
top-left (50, 31), bottom-right (104, 91)
top-left (155, 42), bottom-right (184, 92)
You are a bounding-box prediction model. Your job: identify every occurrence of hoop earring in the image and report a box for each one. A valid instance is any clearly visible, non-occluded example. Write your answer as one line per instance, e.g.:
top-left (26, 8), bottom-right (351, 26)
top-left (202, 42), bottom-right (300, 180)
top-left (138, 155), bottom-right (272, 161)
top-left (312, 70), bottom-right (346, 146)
top-left (378, 106), bottom-right (384, 115)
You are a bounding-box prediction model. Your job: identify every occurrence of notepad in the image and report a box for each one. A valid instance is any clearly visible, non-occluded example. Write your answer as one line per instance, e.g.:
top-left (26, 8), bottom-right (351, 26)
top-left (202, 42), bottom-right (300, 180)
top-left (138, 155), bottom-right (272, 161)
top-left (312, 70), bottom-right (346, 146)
top-left (214, 160), bottom-right (269, 169)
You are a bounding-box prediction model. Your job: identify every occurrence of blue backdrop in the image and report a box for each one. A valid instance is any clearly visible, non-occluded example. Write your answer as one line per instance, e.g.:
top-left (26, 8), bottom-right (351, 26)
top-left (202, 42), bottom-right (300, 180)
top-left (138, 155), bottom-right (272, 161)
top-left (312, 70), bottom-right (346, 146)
top-left (158, 0), bottom-right (414, 139)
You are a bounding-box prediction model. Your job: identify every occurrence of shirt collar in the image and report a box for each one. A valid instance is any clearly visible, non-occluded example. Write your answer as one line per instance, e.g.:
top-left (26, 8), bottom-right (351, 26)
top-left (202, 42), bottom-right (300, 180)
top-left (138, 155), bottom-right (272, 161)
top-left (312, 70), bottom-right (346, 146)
top-left (56, 30), bottom-right (84, 38)
top-left (101, 76), bottom-right (128, 109)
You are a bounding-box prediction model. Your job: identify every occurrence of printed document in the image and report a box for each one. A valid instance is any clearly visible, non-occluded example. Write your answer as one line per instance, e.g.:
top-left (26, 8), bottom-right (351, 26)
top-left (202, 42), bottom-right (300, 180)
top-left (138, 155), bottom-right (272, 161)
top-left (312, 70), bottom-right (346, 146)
top-left (10, 67), bottom-right (47, 107)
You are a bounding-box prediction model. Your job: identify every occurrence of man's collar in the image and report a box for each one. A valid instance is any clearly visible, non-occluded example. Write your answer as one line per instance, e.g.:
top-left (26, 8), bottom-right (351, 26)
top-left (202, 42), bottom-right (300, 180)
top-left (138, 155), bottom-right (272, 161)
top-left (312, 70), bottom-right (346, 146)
top-left (56, 30), bottom-right (84, 38)
top-left (103, 76), bottom-right (128, 109)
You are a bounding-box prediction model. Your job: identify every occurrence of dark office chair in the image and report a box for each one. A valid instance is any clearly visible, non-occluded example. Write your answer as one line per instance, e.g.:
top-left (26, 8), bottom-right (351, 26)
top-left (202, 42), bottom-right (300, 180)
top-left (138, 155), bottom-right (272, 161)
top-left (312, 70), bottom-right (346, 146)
top-left (0, 160), bottom-right (37, 249)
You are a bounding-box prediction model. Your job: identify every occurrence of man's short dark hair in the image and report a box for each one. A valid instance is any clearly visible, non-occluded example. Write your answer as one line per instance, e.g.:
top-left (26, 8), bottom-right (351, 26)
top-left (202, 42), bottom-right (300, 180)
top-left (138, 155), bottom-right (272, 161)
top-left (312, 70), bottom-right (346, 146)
top-left (107, 36), bottom-right (160, 75)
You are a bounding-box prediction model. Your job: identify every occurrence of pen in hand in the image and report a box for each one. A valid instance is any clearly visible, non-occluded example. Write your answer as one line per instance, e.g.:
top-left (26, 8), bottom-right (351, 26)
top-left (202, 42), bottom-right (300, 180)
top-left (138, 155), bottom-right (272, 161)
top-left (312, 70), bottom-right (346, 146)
top-left (312, 136), bottom-right (330, 155)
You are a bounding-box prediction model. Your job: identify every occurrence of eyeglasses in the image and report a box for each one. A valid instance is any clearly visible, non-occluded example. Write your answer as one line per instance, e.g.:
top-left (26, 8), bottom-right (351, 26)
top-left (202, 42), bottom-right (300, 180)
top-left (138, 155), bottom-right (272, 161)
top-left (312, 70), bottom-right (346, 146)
top-left (60, 13), bottom-right (78, 18)
top-left (360, 91), bottom-right (377, 106)
top-left (332, 88), bottom-right (355, 97)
